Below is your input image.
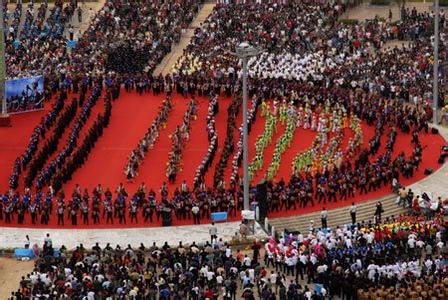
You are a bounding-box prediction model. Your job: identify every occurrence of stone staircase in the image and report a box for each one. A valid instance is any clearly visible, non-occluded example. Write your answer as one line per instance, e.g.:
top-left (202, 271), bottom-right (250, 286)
top-left (268, 193), bottom-right (405, 234)
top-left (153, 2), bottom-right (216, 76)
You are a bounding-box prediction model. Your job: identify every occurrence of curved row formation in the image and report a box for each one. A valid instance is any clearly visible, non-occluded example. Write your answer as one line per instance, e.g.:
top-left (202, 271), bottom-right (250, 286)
top-left (230, 95), bottom-right (261, 184)
top-left (213, 97), bottom-right (241, 188)
top-left (125, 96), bottom-right (173, 180)
top-left (194, 94), bottom-right (219, 188)
top-left (166, 99), bottom-right (197, 182)
top-left (9, 95), bottom-right (66, 189)
top-left (36, 87), bottom-right (102, 189)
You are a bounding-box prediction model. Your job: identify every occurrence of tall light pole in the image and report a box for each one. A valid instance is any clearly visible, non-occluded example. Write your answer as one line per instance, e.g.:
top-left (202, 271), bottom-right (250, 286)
top-left (0, 0), bottom-right (10, 127)
top-left (433, 0), bottom-right (440, 124)
top-left (0, 0), bottom-right (6, 115)
top-left (235, 42), bottom-right (261, 211)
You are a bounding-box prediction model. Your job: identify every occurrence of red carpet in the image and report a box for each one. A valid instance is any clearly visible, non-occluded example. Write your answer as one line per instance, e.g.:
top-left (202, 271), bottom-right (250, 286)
top-left (0, 92), bottom-right (445, 228)
top-left (0, 104), bottom-right (53, 190)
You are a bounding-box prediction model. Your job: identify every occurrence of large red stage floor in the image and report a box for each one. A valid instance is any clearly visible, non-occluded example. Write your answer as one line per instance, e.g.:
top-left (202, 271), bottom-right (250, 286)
top-left (0, 91), bottom-right (445, 228)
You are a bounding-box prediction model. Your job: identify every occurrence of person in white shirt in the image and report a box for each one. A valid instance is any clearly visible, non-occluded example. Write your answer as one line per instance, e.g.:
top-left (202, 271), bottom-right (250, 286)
top-left (269, 270), bottom-right (277, 286)
top-left (209, 222), bottom-right (218, 244)
top-left (206, 270), bottom-right (215, 282)
top-left (225, 246), bottom-right (232, 258)
top-left (243, 255), bottom-right (251, 267)
top-left (44, 233), bottom-right (52, 248)
top-left (216, 273), bottom-right (223, 286)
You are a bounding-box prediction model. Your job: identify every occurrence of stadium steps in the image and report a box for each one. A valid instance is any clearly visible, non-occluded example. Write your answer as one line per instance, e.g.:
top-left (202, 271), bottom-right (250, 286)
top-left (70, 1), bottom-right (107, 36)
top-left (268, 193), bottom-right (405, 234)
top-left (153, 2), bottom-right (216, 76)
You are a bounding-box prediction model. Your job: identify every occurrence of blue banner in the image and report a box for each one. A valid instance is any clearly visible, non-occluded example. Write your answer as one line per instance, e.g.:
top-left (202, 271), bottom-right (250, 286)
top-left (67, 40), bottom-right (78, 49)
top-left (6, 76), bottom-right (44, 113)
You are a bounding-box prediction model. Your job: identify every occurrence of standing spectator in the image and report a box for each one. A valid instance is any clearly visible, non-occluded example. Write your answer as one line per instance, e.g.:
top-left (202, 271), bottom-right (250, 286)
top-left (321, 207), bottom-right (328, 229)
top-left (44, 233), bottom-right (52, 248)
top-left (349, 202), bottom-right (357, 225)
top-left (209, 222), bottom-right (218, 244)
top-left (77, 6), bottom-right (82, 23)
top-left (374, 201), bottom-right (384, 224)
top-left (192, 203), bottom-right (200, 224)
top-left (24, 235), bottom-right (30, 249)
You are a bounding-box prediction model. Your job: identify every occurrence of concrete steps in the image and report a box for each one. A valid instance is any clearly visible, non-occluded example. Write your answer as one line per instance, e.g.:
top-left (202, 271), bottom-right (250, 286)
top-left (268, 193), bottom-right (405, 234)
top-left (153, 2), bottom-right (216, 76)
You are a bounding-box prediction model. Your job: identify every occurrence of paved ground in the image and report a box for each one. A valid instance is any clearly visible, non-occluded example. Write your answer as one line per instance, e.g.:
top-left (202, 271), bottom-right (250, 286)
top-left (0, 221), bottom-right (267, 249)
top-left (0, 257), bottom-right (34, 299)
top-left (340, 2), bottom-right (436, 21)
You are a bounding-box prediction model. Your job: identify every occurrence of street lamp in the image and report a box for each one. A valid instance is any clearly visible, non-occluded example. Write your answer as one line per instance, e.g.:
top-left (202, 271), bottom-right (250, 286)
top-left (235, 42), bottom-right (262, 211)
top-left (433, 0), bottom-right (440, 125)
top-left (0, 0), bottom-right (10, 127)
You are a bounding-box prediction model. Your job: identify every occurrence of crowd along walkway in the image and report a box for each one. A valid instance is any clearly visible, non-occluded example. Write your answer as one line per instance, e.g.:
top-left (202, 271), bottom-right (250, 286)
top-left (153, 2), bottom-right (216, 76)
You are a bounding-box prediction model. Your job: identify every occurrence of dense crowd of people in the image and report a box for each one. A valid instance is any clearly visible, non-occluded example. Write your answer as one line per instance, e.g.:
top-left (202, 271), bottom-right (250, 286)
top-left (50, 91), bottom-right (114, 193)
top-left (8, 209), bottom-right (447, 299)
top-left (5, 0), bottom-right (202, 102)
top-left (7, 0), bottom-right (202, 187)
top-left (5, 0), bottom-right (78, 80)
top-left (4, 1), bottom-right (447, 227)
top-left (2, 2), bottom-right (448, 298)
top-left (265, 212), bottom-right (447, 299)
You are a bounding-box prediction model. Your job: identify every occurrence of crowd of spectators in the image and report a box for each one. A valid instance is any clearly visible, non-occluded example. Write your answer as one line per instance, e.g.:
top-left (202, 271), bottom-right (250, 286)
top-left (8, 208), bottom-right (447, 299)
top-left (2, 1), bottom-right (448, 299)
top-left (265, 211), bottom-right (447, 299)
top-left (6, 0), bottom-right (77, 80)
top-left (5, 0), bottom-right (202, 113)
